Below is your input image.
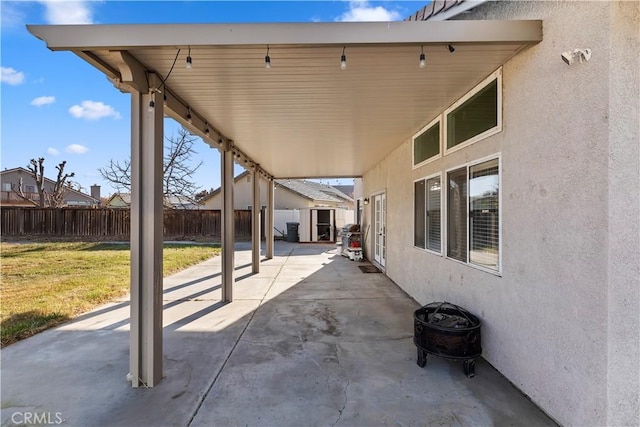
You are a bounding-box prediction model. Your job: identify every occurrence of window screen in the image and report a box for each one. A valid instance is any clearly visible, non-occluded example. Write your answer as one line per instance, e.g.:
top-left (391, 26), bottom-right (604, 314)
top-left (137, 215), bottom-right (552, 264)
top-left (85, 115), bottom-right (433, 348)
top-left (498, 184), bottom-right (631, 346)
top-left (414, 122), bottom-right (440, 165)
top-left (469, 159), bottom-right (499, 270)
top-left (447, 79), bottom-right (498, 149)
top-left (447, 168), bottom-right (468, 262)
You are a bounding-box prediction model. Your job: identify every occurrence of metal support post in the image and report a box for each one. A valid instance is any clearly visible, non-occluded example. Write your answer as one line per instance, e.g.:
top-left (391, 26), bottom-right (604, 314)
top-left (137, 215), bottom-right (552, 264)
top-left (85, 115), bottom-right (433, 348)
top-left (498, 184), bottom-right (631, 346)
top-left (221, 145), bottom-right (235, 302)
top-left (129, 90), bottom-right (163, 387)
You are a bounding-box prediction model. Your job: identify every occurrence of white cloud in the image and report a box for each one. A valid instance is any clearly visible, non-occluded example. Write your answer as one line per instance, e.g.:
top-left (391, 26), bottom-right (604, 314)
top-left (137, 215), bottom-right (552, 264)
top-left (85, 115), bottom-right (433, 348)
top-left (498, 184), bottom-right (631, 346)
top-left (47, 147), bottom-right (60, 156)
top-left (69, 100), bottom-right (121, 120)
top-left (336, 1), bottom-right (402, 22)
top-left (65, 144), bottom-right (89, 154)
top-left (31, 96), bottom-right (56, 107)
top-left (1, 2), bottom-right (28, 29)
top-left (1, 67), bottom-right (26, 85)
top-left (38, 0), bottom-right (93, 25)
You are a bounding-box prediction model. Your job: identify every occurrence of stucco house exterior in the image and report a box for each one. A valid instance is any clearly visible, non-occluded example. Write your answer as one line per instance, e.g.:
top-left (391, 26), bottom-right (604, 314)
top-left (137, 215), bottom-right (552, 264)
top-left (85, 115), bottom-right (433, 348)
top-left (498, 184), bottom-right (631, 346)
top-left (0, 167), bottom-right (99, 207)
top-left (202, 170), bottom-right (354, 210)
top-left (25, 2), bottom-right (638, 426)
top-left (359, 2), bottom-right (639, 426)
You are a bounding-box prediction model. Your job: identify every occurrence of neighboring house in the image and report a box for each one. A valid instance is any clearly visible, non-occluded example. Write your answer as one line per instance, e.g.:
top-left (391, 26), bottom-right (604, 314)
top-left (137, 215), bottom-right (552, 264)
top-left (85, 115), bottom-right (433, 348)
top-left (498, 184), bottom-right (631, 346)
top-left (105, 193), bottom-right (131, 208)
top-left (105, 192), bottom-right (201, 209)
top-left (358, 2), bottom-right (637, 427)
top-left (0, 167), bottom-right (99, 207)
top-left (201, 170), bottom-right (354, 210)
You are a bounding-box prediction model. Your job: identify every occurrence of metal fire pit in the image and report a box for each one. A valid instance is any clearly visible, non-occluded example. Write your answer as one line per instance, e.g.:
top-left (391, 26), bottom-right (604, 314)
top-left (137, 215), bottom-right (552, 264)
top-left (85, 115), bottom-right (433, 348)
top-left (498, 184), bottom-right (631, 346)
top-left (413, 302), bottom-right (482, 377)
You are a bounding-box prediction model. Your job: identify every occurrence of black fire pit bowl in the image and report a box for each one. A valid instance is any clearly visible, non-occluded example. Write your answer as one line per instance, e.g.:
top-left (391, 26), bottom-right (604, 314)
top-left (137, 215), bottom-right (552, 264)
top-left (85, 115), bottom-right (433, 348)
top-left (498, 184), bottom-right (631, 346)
top-left (413, 301), bottom-right (482, 378)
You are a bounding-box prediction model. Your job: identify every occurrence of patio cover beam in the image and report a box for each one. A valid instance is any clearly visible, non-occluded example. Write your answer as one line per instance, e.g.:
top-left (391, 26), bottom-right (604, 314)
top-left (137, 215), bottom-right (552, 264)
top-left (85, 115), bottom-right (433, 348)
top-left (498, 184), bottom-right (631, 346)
top-left (27, 21), bottom-right (542, 50)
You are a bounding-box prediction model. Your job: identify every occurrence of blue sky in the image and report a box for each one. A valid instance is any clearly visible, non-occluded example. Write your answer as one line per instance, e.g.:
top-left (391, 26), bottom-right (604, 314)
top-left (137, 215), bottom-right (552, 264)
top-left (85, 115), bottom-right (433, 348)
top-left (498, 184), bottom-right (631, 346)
top-left (1, 1), bottom-right (421, 196)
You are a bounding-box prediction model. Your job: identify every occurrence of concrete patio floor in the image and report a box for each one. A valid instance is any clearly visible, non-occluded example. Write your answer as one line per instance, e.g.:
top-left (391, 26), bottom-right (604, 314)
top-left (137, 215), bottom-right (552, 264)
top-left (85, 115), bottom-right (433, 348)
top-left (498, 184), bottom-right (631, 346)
top-left (1, 242), bottom-right (556, 427)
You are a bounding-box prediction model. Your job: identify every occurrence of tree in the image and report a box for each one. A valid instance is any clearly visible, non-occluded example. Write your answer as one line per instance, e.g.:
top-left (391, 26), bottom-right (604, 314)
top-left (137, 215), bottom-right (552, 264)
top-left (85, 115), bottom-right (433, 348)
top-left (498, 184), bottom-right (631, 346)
top-left (11, 158), bottom-right (75, 208)
top-left (99, 128), bottom-right (203, 201)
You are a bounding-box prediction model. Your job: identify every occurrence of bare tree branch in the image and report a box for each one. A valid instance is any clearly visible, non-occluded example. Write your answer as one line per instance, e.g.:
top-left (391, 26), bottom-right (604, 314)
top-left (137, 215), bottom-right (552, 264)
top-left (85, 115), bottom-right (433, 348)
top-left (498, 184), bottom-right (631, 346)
top-left (10, 177), bottom-right (38, 207)
top-left (47, 161), bottom-right (75, 208)
top-left (99, 128), bottom-right (203, 204)
top-left (11, 158), bottom-right (75, 207)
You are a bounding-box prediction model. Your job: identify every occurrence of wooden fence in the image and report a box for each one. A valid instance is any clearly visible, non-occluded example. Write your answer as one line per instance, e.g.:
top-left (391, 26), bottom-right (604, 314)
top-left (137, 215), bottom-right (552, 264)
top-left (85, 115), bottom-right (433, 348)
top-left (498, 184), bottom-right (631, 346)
top-left (0, 208), bottom-right (253, 240)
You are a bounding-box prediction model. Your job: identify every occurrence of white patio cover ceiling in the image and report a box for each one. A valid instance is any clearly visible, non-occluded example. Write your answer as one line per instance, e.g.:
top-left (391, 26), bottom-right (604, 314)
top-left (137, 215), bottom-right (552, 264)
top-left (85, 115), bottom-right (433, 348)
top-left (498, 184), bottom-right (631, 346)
top-left (28, 21), bottom-right (542, 179)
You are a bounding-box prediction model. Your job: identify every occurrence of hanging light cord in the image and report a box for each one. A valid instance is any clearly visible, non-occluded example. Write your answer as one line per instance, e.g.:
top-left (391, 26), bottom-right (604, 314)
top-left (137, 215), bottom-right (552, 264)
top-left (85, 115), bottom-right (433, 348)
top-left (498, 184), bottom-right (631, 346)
top-left (160, 48), bottom-right (181, 94)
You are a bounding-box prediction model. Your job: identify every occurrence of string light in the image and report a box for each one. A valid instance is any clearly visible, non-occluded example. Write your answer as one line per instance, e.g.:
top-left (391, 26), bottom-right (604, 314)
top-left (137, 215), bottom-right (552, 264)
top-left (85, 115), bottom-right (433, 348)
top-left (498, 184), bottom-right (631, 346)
top-left (205, 123), bottom-right (210, 137)
top-left (265, 45), bottom-right (271, 70)
top-left (340, 46), bottom-right (347, 70)
top-left (186, 107), bottom-right (192, 124)
top-left (186, 47), bottom-right (193, 70)
top-left (447, 44), bottom-right (455, 53)
top-left (163, 93), bottom-right (167, 107)
top-left (148, 94), bottom-right (155, 113)
top-left (419, 45), bottom-right (426, 69)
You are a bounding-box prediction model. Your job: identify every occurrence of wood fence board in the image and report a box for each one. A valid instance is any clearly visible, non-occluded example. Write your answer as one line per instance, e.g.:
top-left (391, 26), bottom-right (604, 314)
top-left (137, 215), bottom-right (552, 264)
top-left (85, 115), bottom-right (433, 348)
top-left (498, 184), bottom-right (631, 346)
top-left (0, 208), bottom-right (253, 240)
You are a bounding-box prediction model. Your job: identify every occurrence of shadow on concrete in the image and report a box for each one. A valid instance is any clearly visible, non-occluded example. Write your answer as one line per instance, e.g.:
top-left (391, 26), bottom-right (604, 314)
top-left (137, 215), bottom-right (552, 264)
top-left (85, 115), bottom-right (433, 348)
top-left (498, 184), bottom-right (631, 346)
top-left (1, 242), bottom-right (558, 427)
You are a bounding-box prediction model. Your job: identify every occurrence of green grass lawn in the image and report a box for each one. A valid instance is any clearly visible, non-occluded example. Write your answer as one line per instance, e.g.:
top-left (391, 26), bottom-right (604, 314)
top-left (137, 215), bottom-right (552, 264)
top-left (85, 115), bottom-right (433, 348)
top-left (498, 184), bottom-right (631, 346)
top-left (0, 242), bottom-right (221, 346)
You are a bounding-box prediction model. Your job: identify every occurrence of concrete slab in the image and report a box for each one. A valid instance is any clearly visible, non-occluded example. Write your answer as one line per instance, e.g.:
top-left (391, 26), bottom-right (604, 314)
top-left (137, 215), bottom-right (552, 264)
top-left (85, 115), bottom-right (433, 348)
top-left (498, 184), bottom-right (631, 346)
top-left (1, 242), bottom-right (556, 427)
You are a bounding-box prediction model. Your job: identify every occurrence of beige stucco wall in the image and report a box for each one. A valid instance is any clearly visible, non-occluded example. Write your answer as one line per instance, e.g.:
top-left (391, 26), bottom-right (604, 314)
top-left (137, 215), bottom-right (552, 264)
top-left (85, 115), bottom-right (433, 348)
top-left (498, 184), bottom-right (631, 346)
top-left (362, 2), bottom-right (639, 426)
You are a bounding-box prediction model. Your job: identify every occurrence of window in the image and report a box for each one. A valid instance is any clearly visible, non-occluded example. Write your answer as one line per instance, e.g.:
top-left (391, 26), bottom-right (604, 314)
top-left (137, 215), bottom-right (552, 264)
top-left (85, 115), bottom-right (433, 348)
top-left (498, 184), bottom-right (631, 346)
top-left (447, 157), bottom-right (500, 272)
top-left (447, 168), bottom-right (468, 262)
top-left (469, 159), bottom-right (500, 270)
top-left (414, 175), bottom-right (441, 253)
top-left (24, 185), bottom-right (36, 193)
top-left (445, 70), bottom-right (501, 153)
top-left (413, 118), bottom-right (441, 167)
top-left (2, 183), bottom-right (11, 192)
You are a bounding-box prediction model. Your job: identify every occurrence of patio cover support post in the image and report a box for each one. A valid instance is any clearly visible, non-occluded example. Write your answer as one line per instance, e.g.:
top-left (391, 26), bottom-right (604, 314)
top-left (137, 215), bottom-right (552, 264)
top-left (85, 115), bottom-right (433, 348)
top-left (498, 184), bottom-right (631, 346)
top-left (266, 180), bottom-right (274, 259)
top-left (251, 169), bottom-right (260, 273)
top-left (221, 143), bottom-right (234, 302)
top-left (129, 90), bottom-right (163, 388)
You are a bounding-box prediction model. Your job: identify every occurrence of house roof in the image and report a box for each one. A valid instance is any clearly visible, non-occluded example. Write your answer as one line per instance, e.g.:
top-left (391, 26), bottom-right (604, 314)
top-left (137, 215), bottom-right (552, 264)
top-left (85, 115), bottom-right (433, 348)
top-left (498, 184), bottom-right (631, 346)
top-left (275, 179), bottom-right (351, 204)
top-left (1, 167), bottom-right (99, 203)
top-left (201, 172), bottom-right (353, 205)
top-left (406, 1), bottom-right (488, 22)
top-left (330, 185), bottom-right (355, 199)
top-left (106, 193), bottom-right (132, 205)
top-left (28, 20), bottom-right (542, 181)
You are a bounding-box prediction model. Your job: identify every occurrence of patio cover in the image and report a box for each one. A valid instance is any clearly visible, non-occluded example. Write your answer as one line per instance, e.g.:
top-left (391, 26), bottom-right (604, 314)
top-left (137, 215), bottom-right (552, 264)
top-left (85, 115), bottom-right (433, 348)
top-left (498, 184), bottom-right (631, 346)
top-left (28, 19), bottom-right (542, 388)
top-left (28, 20), bottom-right (542, 180)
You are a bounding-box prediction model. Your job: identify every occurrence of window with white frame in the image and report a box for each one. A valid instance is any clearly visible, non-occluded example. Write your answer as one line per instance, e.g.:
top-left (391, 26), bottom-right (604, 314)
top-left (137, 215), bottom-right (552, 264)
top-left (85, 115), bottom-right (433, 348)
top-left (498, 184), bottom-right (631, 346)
top-left (24, 185), bottom-right (36, 193)
top-left (2, 183), bottom-right (11, 192)
top-left (413, 118), bottom-right (440, 167)
top-left (447, 158), bottom-right (500, 272)
top-left (445, 70), bottom-right (501, 153)
top-left (414, 174), bottom-right (441, 253)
